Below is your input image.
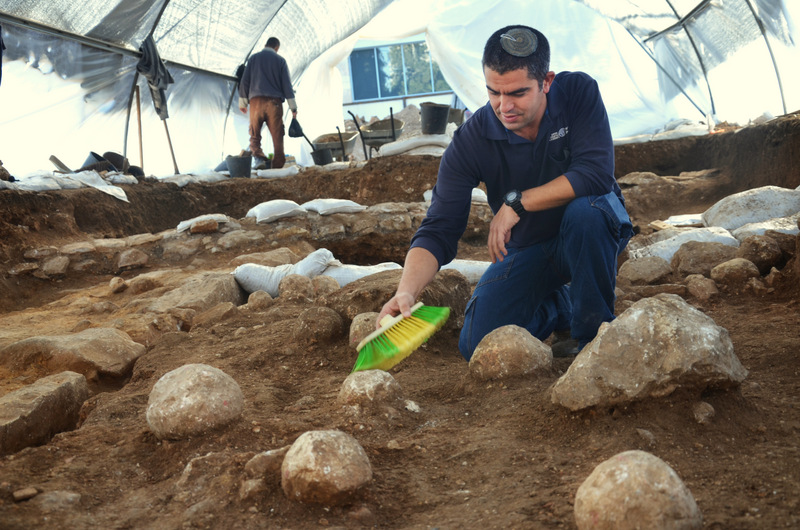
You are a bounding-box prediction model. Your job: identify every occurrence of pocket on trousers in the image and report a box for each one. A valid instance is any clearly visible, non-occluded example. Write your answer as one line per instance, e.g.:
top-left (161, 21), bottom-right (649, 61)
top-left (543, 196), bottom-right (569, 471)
top-left (474, 251), bottom-right (517, 289)
top-left (590, 192), bottom-right (633, 241)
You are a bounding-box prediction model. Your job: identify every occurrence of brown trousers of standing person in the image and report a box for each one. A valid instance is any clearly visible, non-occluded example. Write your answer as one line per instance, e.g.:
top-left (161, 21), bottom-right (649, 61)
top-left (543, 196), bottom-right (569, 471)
top-left (248, 96), bottom-right (286, 168)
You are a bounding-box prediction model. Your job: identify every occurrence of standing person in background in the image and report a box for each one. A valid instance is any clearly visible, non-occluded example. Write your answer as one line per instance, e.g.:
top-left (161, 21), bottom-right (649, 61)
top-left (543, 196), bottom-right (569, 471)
top-left (239, 37), bottom-right (297, 169)
top-left (377, 25), bottom-right (632, 360)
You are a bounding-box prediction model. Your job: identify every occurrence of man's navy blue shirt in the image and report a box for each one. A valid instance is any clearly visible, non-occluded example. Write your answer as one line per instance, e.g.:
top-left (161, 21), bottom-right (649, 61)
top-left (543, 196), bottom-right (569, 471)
top-left (410, 71), bottom-right (622, 267)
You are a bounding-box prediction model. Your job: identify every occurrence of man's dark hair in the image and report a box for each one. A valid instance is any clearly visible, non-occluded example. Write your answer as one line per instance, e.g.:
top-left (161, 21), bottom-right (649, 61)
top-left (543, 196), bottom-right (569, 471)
top-left (482, 25), bottom-right (550, 85)
top-left (266, 37), bottom-right (280, 49)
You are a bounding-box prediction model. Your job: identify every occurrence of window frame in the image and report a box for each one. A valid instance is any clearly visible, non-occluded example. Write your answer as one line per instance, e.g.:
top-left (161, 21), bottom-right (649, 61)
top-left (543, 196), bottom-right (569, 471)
top-left (348, 40), bottom-right (451, 102)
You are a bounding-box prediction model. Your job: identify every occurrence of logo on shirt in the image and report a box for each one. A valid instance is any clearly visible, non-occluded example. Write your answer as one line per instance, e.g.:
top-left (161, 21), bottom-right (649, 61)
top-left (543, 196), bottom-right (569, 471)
top-left (549, 127), bottom-right (568, 141)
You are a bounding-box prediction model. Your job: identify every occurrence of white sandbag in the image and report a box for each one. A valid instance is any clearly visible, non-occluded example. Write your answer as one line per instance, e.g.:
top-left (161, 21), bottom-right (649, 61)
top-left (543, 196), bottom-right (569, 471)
top-left (702, 186), bottom-right (800, 231)
top-left (471, 188), bottom-right (488, 203)
top-left (245, 199), bottom-right (307, 224)
top-left (663, 213), bottom-right (703, 226)
top-left (254, 165), bottom-right (301, 179)
top-left (106, 173), bottom-right (139, 185)
top-left (379, 134), bottom-right (451, 157)
top-left (441, 259), bottom-right (491, 284)
top-left (732, 213), bottom-right (800, 241)
top-left (321, 261), bottom-right (401, 287)
top-left (319, 162), bottom-right (352, 172)
top-left (232, 263), bottom-right (293, 296)
top-left (628, 226), bottom-right (738, 262)
top-left (404, 146), bottom-right (446, 157)
top-left (177, 213), bottom-right (232, 232)
top-left (189, 172), bottom-right (229, 184)
top-left (232, 248), bottom-right (336, 295)
top-left (301, 199), bottom-right (367, 215)
top-left (292, 248), bottom-right (336, 277)
top-left (54, 176), bottom-right (85, 189)
top-left (14, 173), bottom-right (66, 191)
top-left (424, 187), bottom-right (487, 203)
top-left (65, 171), bottom-right (129, 202)
top-left (158, 174), bottom-right (196, 188)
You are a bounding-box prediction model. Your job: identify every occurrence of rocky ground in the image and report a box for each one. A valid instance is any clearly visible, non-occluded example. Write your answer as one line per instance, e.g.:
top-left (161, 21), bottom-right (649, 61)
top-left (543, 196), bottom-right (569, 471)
top-left (0, 111), bottom-right (799, 529)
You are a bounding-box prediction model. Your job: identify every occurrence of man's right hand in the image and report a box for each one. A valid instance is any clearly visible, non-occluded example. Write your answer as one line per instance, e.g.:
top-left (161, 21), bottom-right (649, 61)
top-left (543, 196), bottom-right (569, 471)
top-left (488, 204), bottom-right (520, 263)
top-left (377, 291), bottom-right (416, 328)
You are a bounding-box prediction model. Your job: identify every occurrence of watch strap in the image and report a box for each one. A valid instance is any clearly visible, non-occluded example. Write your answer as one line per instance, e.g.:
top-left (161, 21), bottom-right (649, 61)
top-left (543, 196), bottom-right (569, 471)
top-left (505, 191), bottom-right (525, 216)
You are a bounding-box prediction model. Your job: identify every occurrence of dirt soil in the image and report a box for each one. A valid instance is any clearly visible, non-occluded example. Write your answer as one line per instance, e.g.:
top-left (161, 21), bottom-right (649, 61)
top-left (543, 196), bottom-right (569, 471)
top-left (1, 112), bottom-right (799, 529)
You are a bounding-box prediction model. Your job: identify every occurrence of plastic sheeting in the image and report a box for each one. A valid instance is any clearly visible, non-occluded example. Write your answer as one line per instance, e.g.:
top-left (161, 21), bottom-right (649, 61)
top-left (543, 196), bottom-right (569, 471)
top-left (1, 0), bottom-right (799, 177)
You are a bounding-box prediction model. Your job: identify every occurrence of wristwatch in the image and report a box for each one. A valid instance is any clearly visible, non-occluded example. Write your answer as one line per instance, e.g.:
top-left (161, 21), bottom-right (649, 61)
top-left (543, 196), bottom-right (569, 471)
top-left (503, 189), bottom-right (525, 216)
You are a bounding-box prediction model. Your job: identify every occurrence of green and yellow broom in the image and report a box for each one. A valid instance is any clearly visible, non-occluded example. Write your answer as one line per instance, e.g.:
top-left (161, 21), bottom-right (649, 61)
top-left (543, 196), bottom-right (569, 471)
top-left (352, 302), bottom-right (450, 372)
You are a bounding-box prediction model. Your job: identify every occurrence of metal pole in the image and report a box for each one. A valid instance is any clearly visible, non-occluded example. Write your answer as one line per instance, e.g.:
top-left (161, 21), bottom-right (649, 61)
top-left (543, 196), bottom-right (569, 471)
top-left (163, 120), bottom-right (179, 174)
top-left (624, 27), bottom-right (706, 119)
top-left (135, 85), bottom-right (144, 171)
top-left (743, 0), bottom-right (787, 115)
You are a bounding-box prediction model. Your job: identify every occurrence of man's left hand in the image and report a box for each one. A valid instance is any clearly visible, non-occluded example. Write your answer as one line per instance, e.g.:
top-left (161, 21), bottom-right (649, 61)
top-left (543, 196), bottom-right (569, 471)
top-left (488, 205), bottom-right (520, 263)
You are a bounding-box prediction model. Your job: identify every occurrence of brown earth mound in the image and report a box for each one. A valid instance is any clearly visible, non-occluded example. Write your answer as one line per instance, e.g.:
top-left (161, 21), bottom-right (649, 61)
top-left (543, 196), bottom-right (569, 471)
top-left (0, 112), bottom-right (799, 529)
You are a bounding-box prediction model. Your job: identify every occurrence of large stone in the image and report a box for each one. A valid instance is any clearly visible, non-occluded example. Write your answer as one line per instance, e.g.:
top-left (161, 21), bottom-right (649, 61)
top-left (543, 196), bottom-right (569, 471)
top-left (736, 234), bottom-right (783, 275)
top-left (216, 229), bottom-right (265, 250)
top-left (115, 248), bottom-right (149, 272)
top-left (146, 363), bottom-right (244, 440)
top-left (627, 227), bottom-right (738, 263)
top-left (228, 247), bottom-right (300, 268)
top-left (147, 271), bottom-right (246, 313)
top-left (41, 255), bottom-right (70, 278)
top-left (349, 312), bottom-right (379, 348)
top-left (0, 328), bottom-right (146, 381)
top-left (551, 294), bottom-right (747, 410)
top-left (245, 290), bottom-right (273, 311)
top-left (192, 302), bottom-right (238, 328)
top-left (684, 274), bottom-right (719, 301)
top-left (292, 307), bottom-right (344, 344)
top-left (245, 446), bottom-right (291, 478)
top-left (337, 370), bottom-right (403, 409)
top-left (281, 430), bottom-right (372, 505)
top-left (279, 274), bottom-right (315, 302)
top-left (617, 256), bottom-right (673, 285)
top-left (161, 238), bottom-right (203, 260)
top-left (0, 371), bottom-right (89, 455)
top-left (701, 185), bottom-right (800, 231)
top-left (574, 450), bottom-right (702, 530)
top-left (670, 240), bottom-right (738, 276)
top-left (710, 258), bottom-right (761, 286)
top-left (312, 275), bottom-right (340, 297)
top-left (322, 269), bottom-right (470, 329)
top-left (469, 325), bottom-right (551, 380)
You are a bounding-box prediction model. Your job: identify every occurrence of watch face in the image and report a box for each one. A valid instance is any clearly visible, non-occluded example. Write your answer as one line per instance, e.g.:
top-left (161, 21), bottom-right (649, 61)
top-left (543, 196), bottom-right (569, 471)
top-left (505, 190), bottom-right (519, 202)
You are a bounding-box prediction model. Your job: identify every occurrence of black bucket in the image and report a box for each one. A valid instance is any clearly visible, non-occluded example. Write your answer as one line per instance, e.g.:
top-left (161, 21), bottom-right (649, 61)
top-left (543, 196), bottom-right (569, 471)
top-left (420, 102), bottom-right (450, 134)
top-left (226, 155), bottom-right (252, 178)
top-left (311, 148), bottom-right (333, 166)
top-left (77, 151), bottom-right (116, 173)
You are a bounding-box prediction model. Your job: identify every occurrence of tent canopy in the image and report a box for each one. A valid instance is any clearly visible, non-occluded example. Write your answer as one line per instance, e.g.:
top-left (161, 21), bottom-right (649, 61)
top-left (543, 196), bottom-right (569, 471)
top-left (1, 0), bottom-right (798, 176)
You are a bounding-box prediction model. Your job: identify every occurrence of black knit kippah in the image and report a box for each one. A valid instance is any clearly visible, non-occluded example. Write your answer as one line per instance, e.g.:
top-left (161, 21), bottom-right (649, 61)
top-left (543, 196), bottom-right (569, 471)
top-left (499, 28), bottom-right (538, 57)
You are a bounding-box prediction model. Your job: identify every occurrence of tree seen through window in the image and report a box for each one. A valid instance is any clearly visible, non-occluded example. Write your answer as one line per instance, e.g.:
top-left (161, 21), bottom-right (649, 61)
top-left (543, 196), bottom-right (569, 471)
top-left (349, 40), bottom-right (450, 101)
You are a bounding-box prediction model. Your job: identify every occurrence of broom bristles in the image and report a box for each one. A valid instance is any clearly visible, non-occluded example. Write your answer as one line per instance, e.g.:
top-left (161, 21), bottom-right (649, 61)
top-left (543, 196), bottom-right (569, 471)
top-left (352, 304), bottom-right (450, 372)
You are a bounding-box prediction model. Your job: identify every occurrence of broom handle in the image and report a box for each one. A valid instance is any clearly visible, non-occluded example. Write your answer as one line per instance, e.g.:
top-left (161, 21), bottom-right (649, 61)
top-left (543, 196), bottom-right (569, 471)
top-left (356, 302), bottom-right (424, 351)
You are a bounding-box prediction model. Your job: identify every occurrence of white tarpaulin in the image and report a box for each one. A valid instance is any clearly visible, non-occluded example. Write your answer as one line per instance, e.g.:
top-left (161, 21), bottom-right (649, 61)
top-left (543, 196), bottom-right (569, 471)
top-left (1, 0), bottom-right (798, 176)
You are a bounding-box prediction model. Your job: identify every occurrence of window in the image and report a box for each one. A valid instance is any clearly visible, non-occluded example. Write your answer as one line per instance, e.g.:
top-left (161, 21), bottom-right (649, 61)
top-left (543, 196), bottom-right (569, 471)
top-left (349, 41), bottom-right (451, 101)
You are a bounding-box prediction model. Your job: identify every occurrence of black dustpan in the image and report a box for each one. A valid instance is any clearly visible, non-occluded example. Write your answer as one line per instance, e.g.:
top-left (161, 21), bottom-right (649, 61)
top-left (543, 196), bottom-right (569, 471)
top-left (288, 117), bottom-right (313, 147)
top-left (288, 117), bottom-right (303, 138)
